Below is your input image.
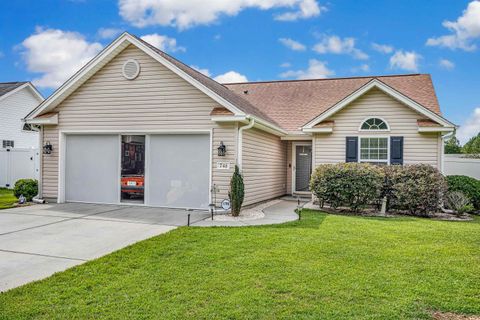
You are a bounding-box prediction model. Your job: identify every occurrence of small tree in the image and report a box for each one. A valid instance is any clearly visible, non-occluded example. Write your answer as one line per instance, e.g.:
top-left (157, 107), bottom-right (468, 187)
top-left (462, 132), bottom-right (480, 154)
top-left (444, 133), bottom-right (462, 154)
top-left (229, 165), bottom-right (244, 216)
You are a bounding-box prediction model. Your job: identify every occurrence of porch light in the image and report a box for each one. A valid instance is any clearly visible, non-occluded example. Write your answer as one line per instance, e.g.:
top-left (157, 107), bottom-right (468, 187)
top-left (217, 141), bottom-right (226, 157)
top-left (43, 141), bottom-right (53, 154)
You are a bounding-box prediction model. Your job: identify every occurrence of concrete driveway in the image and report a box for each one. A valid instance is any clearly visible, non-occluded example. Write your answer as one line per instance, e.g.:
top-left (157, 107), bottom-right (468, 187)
top-left (0, 203), bottom-right (209, 292)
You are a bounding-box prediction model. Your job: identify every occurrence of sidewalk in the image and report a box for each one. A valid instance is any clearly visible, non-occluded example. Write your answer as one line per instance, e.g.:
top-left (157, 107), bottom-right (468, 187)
top-left (191, 199), bottom-right (307, 227)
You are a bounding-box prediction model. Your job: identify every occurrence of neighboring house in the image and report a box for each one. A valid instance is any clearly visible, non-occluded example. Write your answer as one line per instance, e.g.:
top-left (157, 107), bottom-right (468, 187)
top-left (0, 82), bottom-right (43, 149)
top-left (24, 32), bottom-right (456, 209)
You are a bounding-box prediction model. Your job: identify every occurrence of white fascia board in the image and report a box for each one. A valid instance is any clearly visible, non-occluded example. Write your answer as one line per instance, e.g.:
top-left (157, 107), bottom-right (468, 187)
top-left (418, 127), bottom-right (455, 133)
top-left (211, 115), bottom-right (248, 123)
top-left (280, 135), bottom-right (313, 141)
top-left (25, 113), bottom-right (58, 125)
top-left (250, 115), bottom-right (288, 136)
top-left (26, 32), bottom-right (246, 120)
top-left (302, 127), bottom-right (333, 133)
top-left (303, 79), bottom-right (456, 129)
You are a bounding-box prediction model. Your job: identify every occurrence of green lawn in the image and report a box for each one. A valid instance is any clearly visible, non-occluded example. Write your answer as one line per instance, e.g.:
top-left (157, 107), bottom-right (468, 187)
top-left (0, 188), bottom-right (17, 209)
top-left (0, 211), bottom-right (479, 319)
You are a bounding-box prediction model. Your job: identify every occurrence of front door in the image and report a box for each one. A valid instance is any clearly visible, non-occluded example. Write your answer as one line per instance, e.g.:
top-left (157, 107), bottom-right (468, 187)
top-left (294, 144), bottom-right (312, 192)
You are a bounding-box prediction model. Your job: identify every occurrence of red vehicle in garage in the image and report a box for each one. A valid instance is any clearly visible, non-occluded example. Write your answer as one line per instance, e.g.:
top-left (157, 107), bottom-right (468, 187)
top-left (121, 138), bottom-right (145, 201)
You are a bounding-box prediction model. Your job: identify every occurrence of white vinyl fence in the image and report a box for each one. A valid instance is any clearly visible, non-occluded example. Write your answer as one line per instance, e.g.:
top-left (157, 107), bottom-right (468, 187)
top-left (0, 148), bottom-right (40, 188)
top-left (444, 154), bottom-right (480, 179)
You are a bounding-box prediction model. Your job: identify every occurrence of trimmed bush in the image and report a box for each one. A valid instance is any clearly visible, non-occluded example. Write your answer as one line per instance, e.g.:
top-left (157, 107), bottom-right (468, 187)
top-left (13, 179), bottom-right (38, 202)
top-left (446, 175), bottom-right (480, 210)
top-left (229, 165), bottom-right (244, 217)
top-left (310, 163), bottom-right (384, 212)
top-left (386, 164), bottom-right (447, 216)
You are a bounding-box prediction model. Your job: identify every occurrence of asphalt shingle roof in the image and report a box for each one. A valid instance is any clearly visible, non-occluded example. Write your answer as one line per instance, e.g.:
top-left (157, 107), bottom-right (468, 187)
top-left (0, 82), bottom-right (27, 98)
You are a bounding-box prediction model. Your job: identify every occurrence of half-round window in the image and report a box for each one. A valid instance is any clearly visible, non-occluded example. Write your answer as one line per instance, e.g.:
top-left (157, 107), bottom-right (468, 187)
top-left (360, 118), bottom-right (389, 131)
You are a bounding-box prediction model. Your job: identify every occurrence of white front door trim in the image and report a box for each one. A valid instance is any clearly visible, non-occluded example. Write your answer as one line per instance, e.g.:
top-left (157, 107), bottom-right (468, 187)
top-left (291, 141), bottom-right (313, 195)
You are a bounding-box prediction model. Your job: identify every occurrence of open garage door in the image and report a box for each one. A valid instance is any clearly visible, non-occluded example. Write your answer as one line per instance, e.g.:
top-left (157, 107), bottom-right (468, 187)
top-left (65, 135), bottom-right (119, 203)
top-left (147, 134), bottom-right (210, 209)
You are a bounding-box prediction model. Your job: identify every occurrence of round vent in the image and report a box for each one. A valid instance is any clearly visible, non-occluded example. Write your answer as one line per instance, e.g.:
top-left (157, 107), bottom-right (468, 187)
top-left (122, 59), bottom-right (140, 80)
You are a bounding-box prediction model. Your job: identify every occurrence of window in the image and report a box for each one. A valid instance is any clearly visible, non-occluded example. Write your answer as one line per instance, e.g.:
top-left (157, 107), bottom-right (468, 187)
top-left (2, 140), bottom-right (14, 148)
top-left (360, 137), bottom-right (388, 164)
top-left (360, 118), bottom-right (389, 131)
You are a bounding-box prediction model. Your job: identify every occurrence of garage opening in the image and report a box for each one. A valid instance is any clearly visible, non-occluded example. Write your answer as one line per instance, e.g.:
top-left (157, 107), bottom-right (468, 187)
top-left (121, 135), bottom-right (145, 204)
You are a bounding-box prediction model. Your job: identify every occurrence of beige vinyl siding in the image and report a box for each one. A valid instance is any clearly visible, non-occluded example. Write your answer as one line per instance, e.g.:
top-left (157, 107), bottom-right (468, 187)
top-left (42, 127), bottom-right (59, 199)
top-left (40, 44), bottom-right (236, 200)
top-left (242, 128), bottom-right (287, 206)
top-left (314, 88), bottom-right (441, 167)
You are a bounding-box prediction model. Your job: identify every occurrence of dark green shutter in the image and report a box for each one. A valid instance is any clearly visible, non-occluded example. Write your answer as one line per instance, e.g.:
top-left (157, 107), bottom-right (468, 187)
top-left (345, 137), bottom-right (358, 162)
top-left (390, 136), bottom-right (404, 165)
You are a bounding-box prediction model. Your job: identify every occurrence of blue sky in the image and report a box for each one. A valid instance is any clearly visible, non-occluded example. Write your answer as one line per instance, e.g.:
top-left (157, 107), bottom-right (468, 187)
top-left (1, 0), bottom-right (479, 142)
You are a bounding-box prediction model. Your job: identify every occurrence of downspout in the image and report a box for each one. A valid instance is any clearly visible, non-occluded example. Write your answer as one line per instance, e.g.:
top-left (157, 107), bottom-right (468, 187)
top-left (237, 117), bottom-right (255, 171)
top-left (441, 131), bottom-right (454, 175)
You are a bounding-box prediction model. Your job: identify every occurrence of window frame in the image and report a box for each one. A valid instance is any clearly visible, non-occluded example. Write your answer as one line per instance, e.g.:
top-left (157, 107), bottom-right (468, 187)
top-left (358, 117), bottom-right (390, 132)
top-left (358, 136), bottom-right (390, 164)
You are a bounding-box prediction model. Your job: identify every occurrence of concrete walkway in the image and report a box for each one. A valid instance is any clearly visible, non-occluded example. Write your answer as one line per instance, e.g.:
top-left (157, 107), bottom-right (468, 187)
top-left (192, 199), bottom-right (304, 227)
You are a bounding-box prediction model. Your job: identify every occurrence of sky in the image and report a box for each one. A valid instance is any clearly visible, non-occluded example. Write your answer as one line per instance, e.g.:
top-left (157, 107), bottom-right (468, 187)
top-left (0, 0), bottom-right (479, 143)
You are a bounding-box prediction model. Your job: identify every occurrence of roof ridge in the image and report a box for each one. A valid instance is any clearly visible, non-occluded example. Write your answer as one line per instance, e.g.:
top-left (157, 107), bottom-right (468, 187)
top-left (224, 74), bottom-right (426, 85)
top-left (0, 81), bottom-right (28, 85)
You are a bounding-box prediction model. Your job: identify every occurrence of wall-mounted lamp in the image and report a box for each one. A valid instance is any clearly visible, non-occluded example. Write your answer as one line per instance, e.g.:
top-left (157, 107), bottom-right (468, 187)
top-left (43, 141), bottom-right (53, 154)
top-left (217, 141), bottom-right (226, 157)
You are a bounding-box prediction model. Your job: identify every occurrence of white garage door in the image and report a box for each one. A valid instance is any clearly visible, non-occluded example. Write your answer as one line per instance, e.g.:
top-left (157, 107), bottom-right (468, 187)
top-left (147, 134), bottom-right (210, 209)
top-left (65, 135), bottom-right (119, 203)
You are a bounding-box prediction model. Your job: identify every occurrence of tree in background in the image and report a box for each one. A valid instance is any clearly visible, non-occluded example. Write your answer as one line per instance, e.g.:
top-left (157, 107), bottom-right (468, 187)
top-left (462, 132), bottom-right (480, 154)
top-left (444, 132), bottom-right (462, 154)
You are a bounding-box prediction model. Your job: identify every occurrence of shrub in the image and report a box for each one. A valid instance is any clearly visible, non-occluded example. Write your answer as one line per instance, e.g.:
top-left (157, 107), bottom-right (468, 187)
top-left (13, 179), bottom-right (38, 202)
top-left (310, 163), bottom-right (384, 212)
top-left (445, 191), bottom-right (473, 216)
top-left (446, 175), bottom-right (480, 210)
top-left (229, 165), bottom-right (244, 217)
top-left (387, 164), bottom-right (446, 216)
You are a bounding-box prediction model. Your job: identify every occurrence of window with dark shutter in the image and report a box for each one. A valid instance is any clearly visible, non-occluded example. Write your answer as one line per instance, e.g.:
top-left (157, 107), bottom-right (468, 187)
top-left (345, 136), bottom-right (358, 162)
top-left (390, 136), bottom-right (404, 165)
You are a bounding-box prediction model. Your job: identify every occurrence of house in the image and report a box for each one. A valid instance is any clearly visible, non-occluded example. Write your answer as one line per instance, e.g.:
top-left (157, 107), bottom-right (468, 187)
top-left (0, 82), bottom-right (44, 188)
top-left (0, 82), bottom-right (43, 149)
top-left (24, 32), bottom-right (456, 209)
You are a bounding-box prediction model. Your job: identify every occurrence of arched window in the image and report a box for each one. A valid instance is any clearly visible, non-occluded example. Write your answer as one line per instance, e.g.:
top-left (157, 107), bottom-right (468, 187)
top-left (360, 117), bottom-right (389, 131)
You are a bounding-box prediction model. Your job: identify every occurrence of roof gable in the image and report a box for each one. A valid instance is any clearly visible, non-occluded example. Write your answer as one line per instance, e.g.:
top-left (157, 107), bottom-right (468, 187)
top-left (226, 74), bottom-right (454, 131)
top-left (26, 32), bottom-right (280, 129)
top-left (0, 82), bottom-right (43, 104)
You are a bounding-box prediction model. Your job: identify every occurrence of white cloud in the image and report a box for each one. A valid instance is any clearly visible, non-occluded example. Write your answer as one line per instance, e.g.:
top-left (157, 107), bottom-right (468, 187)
top-left (313, 35), bottom-right (368, 60)
top-left (280, 59), bottom-right (334, 79)
top-left (20, 27), bottom-right (103, 89)
top-left (119, 0), bottom-right (323, 29)
top-left (140, 33), bottom-right (185, 52)
top-left (97, 27), bottom-right (123, 39)
top-left (371, 42), bottom-right (393, 54)
top-left (426, 1), bottom-right (480, 51)
top-left (351, 64), bottom-right (370, 73)
top-left (439, 58), bottom-right (455, 70)
top-left (457, 107), bottom-right (480, 144)
top-left (279, 37), bottom-right (306, 51)
top-left (191, 65), bottom-right (211, 77)
top-left (274, 0), bottom-right (325, 21)
top-left (389, 50), bottom-right (421, 72)
top-left (280, 62), bottom-right (291, 68)
top-left (213, 71), bottom-right (248, 83)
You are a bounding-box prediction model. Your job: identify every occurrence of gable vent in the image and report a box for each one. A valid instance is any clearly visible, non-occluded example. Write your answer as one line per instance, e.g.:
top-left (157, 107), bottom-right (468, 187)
top-left (122, 59), bottom-right (140, 80)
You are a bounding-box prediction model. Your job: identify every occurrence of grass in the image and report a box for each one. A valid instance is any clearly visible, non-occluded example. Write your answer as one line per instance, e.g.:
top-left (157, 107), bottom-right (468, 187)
top-left (0, 210), bottom-right (479, 319)
top-left (0, 188), bottom-right (17, 209)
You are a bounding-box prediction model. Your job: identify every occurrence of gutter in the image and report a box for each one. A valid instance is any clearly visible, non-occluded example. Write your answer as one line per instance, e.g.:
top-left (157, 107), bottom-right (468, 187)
top-left (237, 117), bottom-right (255, 170)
